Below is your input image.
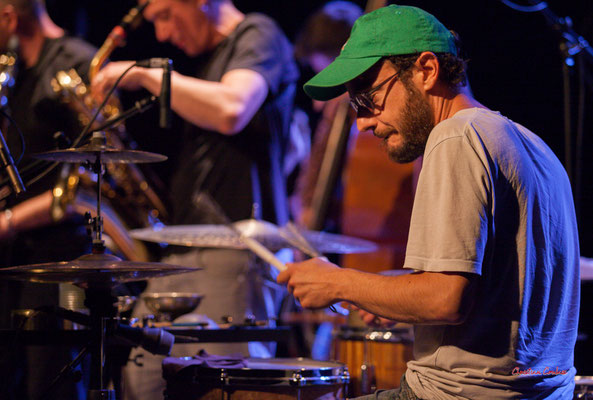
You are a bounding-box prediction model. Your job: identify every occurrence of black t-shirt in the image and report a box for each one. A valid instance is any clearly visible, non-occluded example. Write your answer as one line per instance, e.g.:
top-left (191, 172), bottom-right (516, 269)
top-left (4, 36), bottom-right (95, 203)
top-left (169, 14), bottom-right (298, 227)
top-left (0, 36), bottom-right (95, 266)
top-left (0, 36), bottom-right (96, 326)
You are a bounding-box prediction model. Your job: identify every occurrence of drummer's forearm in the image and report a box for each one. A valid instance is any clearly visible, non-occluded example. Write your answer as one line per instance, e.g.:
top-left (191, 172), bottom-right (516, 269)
top-left (0, 190), bottom-right (54, 239)
top-left (345, 269), bottom-right (477, 325)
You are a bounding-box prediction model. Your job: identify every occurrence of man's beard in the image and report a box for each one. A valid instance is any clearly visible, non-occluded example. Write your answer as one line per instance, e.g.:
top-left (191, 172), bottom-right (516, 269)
top-left (382, 80), bottom-right (434, 163)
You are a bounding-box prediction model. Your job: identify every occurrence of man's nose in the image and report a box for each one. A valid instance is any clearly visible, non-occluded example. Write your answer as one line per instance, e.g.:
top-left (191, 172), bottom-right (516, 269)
top-left (154, 23), bottom-right (170, 42)
top-left (356, 113), bottom-right (377, 134)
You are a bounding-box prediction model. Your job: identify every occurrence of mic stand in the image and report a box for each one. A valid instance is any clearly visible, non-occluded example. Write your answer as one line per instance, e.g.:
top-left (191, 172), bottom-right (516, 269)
top-left (525, 0), bottom-right (593, 217)
top-left (93, 95), bottom-right (158, 133)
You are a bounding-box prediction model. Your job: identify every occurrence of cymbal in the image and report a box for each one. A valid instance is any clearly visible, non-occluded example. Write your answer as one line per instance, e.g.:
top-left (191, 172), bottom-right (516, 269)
top-left (0, 253), bottom-right (198, 288)
top-left (130, 219), bottom-right (378, 254)
top-left (33, 143), bottom-right (167, 164)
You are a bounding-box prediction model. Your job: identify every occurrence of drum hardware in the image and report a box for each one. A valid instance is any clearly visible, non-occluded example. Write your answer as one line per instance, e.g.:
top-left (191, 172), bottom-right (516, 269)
top-left (0, 135), bottom-right (193, 400)
top-left (217, 315), bottom-right (275, 329)
top-left (360, 335), bottom-right (376, 395)
top-left (130, 219), bottom-right (379, 254)
top-left (115, 295), bottom-right (137, 315)
top-left (51, 66), bottom-right (169, 261)
top-left (575, 376), bottom-right (593, 399)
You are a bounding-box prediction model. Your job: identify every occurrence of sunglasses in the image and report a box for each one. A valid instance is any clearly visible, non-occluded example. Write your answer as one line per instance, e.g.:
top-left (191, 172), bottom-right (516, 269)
top-left (349, 71), bottom-right (399, 114)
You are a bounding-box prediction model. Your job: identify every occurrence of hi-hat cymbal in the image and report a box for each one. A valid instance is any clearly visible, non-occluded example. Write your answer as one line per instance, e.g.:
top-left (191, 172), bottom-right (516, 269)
top-left (130, 219), bottom-right (378, 254)
top-left (0, 253), bottom-right (198, 288)
top-left (33, 143), bottom-right (167, 164)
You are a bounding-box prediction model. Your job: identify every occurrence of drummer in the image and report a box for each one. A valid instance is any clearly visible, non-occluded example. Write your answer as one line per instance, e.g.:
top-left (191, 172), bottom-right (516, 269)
top-left (91, 0), bottom-right (298, 399)
top-left (277, 5), bottom-right (580, 399)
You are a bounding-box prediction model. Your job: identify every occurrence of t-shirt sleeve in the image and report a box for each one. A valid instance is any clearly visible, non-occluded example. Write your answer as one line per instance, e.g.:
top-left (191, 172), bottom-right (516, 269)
top-left (224, 17), bottom-right (292, 95)
top-left (404, 126), bottom-right (492, 275)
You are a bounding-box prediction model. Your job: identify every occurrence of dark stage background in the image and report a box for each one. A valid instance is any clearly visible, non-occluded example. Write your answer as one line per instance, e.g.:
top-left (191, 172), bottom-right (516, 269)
top-left (45, 0), bottom-right (593, 373)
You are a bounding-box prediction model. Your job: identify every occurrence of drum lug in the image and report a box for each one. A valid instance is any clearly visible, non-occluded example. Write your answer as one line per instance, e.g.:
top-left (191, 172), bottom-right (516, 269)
top-left (342, 367), bottom-right (350, 383)
top-left (360, 363), bottom-right (376, 394)
top-left (220, 369), bottom-right (228, 385)
top-left (291, 371), bottom-right (304, 386)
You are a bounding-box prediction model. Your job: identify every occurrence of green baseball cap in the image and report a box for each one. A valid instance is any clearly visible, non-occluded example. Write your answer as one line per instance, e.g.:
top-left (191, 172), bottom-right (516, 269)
top-left (303, 5), bottom-right (457, 101)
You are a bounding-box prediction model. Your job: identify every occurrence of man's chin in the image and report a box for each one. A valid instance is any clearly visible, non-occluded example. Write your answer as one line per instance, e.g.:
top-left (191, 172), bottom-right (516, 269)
top-left (383, 141), bottom-right (422, 164)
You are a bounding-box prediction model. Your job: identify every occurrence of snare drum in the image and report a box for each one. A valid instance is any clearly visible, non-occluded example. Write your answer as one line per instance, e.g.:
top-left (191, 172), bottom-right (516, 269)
top-left (164, 357), bottom-right (349, 400)
top-left (332, 326), bottom-right (413, 396)
top-left (575, 376), bottom-right (593, 399)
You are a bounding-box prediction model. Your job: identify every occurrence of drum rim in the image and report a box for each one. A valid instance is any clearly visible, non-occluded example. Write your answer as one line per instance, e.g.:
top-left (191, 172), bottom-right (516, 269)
top-left (334, 326), bottom-right (413, 343)
top-left (173, 357), bottom-right (350, 387)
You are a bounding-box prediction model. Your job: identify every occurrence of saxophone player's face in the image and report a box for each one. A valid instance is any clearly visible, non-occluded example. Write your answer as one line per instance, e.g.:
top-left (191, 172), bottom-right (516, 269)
top-left (143, 0), bottom-right (210, 57)
top-left (0, 5), bottom-right (17, 52)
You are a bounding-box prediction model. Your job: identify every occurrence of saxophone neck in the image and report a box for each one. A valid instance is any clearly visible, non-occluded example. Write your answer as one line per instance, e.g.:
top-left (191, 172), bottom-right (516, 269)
top-left (89, 37), bottom-right (117, 82)
top-left (88, 1), bottom-right (152, 81)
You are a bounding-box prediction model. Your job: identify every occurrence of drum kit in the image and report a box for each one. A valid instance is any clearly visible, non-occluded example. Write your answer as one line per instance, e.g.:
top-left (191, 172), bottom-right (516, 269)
top-left (0, 130), bottom-right (385, 399)
top-left (3, 129), bottom-right (591, 400)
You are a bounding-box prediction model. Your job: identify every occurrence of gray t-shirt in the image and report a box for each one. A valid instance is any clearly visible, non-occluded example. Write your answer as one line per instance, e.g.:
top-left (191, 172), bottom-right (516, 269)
top-left (404, 108), bottom-right (580, 399)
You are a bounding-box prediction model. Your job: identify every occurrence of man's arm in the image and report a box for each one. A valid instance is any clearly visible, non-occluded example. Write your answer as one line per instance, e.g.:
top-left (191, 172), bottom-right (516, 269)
top-left (0, 190), bottom-right (54, 241)
top-left (277, 257), bottom-right (477, 325)
top-left (91, 62), bottom-right (268, 135)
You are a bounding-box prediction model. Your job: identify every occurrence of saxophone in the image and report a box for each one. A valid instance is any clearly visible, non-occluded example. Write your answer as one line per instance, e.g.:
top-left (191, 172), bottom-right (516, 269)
top-left (50, 2), bottom-right (168, 262)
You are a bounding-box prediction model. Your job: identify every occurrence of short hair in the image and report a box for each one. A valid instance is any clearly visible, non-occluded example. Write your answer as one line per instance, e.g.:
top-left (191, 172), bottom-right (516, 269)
top-left (295, 1), bottom-right (363, 61)
top-left (387, 31), bottom-right (468, 89)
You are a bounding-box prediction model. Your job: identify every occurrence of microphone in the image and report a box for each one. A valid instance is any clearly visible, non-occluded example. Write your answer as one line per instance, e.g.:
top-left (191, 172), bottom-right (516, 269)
top-left (135, 58), bottom-right (173, 129)
top-left (159, 59), bottom-right (172, 129)
top-left (0, 128), bottom-right (25, 195)
top-left (135, 58), bottom-right (169, 68)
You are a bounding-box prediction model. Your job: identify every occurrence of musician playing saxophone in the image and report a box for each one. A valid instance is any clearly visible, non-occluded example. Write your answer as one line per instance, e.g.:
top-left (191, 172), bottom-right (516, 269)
top-left (92, 1), bottom-right (298, 399)
top-left (0, 1), bottom-right (96, 399)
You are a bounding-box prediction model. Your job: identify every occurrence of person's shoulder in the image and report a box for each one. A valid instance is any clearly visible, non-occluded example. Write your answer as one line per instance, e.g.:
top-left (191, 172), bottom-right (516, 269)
top-left (50, 35), bottom-right (96, 61)
top-left (62, 36), bottom-right (96, 55)
top-left (435, 108), bottom-right (511, 139)
top-left (425, 108), bottom-right (504, 157)
top-left (237, 13), bottom-right (289, 40)
top-left (242, 13), bottom-right (280, 30)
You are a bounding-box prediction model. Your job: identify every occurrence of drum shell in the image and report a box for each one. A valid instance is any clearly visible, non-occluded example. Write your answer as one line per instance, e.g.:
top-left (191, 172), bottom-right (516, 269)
top-left (575, 376), bottom-right (593, 399)
top-left (331, 326), bottom-right (413, 397)
top-left (164, 357), bottom-right (348, 400)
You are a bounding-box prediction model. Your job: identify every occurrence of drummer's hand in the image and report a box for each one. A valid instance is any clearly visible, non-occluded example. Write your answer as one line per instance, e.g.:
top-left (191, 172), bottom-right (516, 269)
top-left (348, 304), bottom-right (397, 328)
top-left (277, 257), bottom-right (342, 309)
top-left (91, 61), bottom-right (142, 101)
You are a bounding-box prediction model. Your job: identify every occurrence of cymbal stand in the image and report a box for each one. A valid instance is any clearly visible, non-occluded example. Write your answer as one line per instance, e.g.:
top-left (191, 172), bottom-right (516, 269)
top-left (87, 132), bottom-right (107, 255)
top-left (84, 130), bottom-right (118, 400)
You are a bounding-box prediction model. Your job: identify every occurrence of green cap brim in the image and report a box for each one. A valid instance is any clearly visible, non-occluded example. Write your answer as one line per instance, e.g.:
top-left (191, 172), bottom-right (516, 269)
top-left (303, 56), bottom-right (381, 101)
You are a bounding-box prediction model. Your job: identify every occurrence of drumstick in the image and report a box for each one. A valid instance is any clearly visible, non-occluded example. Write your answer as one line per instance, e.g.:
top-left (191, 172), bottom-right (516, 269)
top-left (203, 201), bottom-right (287, 272)
top-left (238, 235), bottom-right (287, 272)
top-left (281, 222), bottom-right (322, 258)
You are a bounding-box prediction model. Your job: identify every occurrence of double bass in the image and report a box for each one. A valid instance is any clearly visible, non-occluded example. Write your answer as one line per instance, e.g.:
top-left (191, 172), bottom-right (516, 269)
top-left (304, 0), bottom-right (418, 274)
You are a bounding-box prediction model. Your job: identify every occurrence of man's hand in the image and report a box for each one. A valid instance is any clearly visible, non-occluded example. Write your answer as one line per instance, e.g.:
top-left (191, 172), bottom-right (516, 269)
top-left (91, 61), bottom-right (143, 101)
top-left (277, 257), bottom-right (343, 309)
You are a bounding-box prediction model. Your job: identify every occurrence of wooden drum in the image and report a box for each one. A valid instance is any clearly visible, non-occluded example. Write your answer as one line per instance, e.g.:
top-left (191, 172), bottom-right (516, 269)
top-left (332, 326), bottom-right (413, 396)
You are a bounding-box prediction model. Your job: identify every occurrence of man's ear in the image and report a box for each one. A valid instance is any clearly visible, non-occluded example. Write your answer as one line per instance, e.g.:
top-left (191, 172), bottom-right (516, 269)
top-left (415, 51), bottom-right (440, 91)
